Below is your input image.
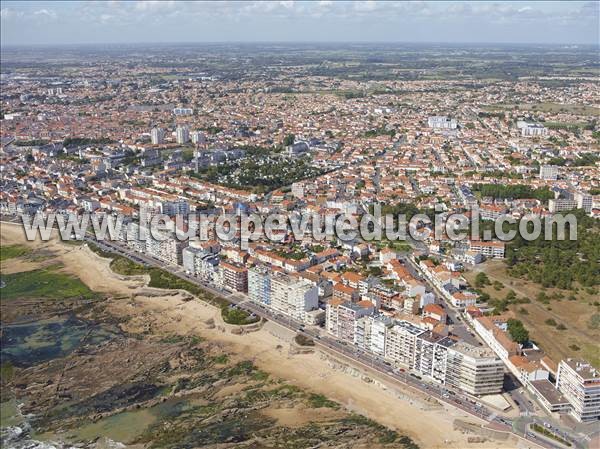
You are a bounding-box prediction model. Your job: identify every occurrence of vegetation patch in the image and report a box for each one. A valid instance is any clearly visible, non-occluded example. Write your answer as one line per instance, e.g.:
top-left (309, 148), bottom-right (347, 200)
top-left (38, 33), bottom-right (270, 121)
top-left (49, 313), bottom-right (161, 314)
top-left (531, 423), bottom-right (572, 447)
top-left (0, 244), bottom-right (31, 261)
top-left (221, 305), bottom-right (260, 325)
top-left (0, 266), bottom-right (97, 301)
top-left (294, 334), bottom-right (315, 346)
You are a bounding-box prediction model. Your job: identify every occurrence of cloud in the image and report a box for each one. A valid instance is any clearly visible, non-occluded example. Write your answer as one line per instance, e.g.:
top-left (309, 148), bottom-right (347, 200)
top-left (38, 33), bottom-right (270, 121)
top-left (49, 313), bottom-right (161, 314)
top-left (33, 8), bottom-right (57, 19)
top-left (1, 1), bottom-right (597, 45)
top-left (0, 7), bottom-right (24, 20)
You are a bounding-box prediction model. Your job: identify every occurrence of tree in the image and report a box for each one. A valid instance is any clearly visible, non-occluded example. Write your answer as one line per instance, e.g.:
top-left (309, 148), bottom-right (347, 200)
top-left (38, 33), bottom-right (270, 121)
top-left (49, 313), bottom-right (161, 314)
top-left (474, 272), bottom-right (490, 288)
top-left (283, 133), bottom-right (295, 146)
top-left (507, 319), bottom-right (529, 344)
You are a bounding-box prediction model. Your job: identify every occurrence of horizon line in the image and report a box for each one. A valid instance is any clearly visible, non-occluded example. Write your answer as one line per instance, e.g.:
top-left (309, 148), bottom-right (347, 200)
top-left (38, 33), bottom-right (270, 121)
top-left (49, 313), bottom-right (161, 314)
top-left (1, 40), bottom-right (599, 49)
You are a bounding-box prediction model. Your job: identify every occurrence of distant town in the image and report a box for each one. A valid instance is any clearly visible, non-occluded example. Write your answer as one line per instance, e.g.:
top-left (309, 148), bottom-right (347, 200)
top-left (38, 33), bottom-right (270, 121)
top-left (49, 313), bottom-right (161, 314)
top-left (1, 43), bottom-right (599, 448)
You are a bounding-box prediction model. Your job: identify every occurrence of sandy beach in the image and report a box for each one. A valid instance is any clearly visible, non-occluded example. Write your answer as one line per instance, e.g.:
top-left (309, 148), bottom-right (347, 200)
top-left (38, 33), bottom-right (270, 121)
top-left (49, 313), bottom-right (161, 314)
top-left (1, 222), bottom-right (528, 449)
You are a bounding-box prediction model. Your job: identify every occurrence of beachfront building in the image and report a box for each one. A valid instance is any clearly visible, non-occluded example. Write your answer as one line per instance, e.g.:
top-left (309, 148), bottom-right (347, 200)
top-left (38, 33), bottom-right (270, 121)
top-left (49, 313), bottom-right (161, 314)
top-left (556, 359), bottom-right (600, 422)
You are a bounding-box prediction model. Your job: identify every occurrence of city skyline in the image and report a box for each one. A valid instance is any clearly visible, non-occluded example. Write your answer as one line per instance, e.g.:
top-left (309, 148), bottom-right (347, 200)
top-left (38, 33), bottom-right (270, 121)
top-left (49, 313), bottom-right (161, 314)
top-left (1, 1), bottom-right (599, 46)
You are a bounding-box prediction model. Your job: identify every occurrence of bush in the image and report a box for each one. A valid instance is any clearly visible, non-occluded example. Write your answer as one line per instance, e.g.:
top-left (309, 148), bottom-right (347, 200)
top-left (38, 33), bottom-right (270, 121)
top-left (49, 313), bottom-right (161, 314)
top-left (295, 334), bottom-right (315, 347)
top-left (545, 318), bottom-right (557, 326)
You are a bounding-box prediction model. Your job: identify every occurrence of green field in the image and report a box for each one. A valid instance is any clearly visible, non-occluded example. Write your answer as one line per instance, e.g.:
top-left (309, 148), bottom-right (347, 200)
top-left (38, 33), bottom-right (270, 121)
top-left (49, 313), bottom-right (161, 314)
top-left (0, 265), bottom-right (97, 301)
top-left (0, 244), bottom-right (31, 262)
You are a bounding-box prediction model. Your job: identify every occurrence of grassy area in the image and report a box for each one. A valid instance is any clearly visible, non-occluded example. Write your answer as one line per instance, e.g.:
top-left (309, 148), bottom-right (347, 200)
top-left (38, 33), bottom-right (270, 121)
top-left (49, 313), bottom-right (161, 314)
top-left (307, 393), bottom-right (339, 409)
top-left (466, 261), bottom-right (600, 368)
top-left (0, 265), bottom-right (97, 301)
top-left (221, 306), bottom-right (260, 325)
top-left (0, 244), bottom-right (31, 262)
top-left (531, 423), bottom-right (571, 447)
top-left (86, 243), bottom-right (260, 327)
top-left (110, 257), bottom-right (148, 276)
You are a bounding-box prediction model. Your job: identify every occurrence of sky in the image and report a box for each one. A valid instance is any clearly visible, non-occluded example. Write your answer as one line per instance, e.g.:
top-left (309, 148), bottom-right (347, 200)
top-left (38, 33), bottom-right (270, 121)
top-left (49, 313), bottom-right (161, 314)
top-left (1, 1), bottom-right (598, 46)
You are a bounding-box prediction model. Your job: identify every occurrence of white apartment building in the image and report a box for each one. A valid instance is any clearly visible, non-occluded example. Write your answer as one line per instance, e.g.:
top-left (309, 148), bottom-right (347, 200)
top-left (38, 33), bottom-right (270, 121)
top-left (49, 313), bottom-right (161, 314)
top-left (473, 316), bottom-right (520, 362)
top-left (428, 116), bottom-right (457, 130)
top-left (182, 246), bottom-right (218, 282)
top-left (248, 265), bottom-right (271, 306)
top-left (191, 131), bottom-right (206, 144)
top-left (176, 125), bottom-right (190, 144)
top-left (468, 240), bottom-right (505, 259)
top-left (160, 200), bottom-right (189, 216)
top-left (146, 232), bottom-right (187, 265)
top-left (446, 343), bottom-right (505, 396)
top-left (576, 192), bottom-right (593, 214)
top-left (414, 332), bottom-right (454, 384)
top-left (539, 164), bottom-right (559, 181)
top-left (369, 315), bottom-right (392, 357)
top-left (151, 127), bottom-right (165, 145)
top-left (520, 123), bottom-right (548, 137)
top-left (270, 273), bottom-right (318, 323)
top-left (385, 320), bottom-right (426, 367)
top-left (548, 198), bottom-right (578, 213)
top-left (556, 359), bottom-right (600, 422)
top-left (173, 107), bottom-right (193, 116)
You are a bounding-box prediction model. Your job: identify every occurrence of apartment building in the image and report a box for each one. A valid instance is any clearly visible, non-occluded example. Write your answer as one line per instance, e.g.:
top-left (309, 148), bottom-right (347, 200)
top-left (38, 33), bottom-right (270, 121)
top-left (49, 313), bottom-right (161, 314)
top-left (270, 273), bottom-right (318, 323)
top-left (556, 359), bottom-right (600, 422)
top-left (333, 283), bottom-right (359, 303)
top-left (428, 116), bottom-right (457, 130)
top-left (176, 125), bottom-right (189, 144)
top-left (414, 332), bottom-right (454, 384)
top-left (146, 232), bottom-right (187, 265)
top-left (479, 204), bottom-right (508, 221)
top-left (326, 299), bottom-right (374, 342)
top-left (549, 198), bottom-right (577, 213)
top-left (575, 192), bottom-right (593, 214)
top-left (473, 316), bottom-right (520, 361)
top-left (385, 320), bottom-right (426, 367)
top-left (468, 240), bottom-right (505, 259)
top-left (520, 123), bottom-right (548, 137)
top-left (446, 343), bottom-right (505, 395)
top-left (219, 261), bottom-right (248, 293)
top-left (248, 265), bottom-right (271, 306)
top-left (182, 246), bottom-right (218, 282)
top-left (150, 127), bottom-right (164, 145)
top-left (369, 315), bottom-right (393, 356)
top-left (539, 164), bottom-right (559, 181)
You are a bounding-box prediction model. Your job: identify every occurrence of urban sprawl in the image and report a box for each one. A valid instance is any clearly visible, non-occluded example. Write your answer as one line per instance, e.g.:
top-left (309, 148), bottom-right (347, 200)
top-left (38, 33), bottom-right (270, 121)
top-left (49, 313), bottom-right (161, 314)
top-left (1, 44), bottom-right (599, 446)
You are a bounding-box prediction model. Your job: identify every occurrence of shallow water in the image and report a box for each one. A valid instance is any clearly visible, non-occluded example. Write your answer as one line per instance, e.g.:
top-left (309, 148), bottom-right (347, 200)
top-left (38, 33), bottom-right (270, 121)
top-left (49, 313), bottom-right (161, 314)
top-left (1, 315), bottom-right (116, 367)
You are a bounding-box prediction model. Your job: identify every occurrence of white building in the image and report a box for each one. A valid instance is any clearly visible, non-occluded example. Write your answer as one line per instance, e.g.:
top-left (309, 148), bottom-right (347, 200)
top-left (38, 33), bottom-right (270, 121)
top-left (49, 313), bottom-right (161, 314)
top-left (173, 107), bottom-right (193, 116)
top-left (548, 198), bottom-right (577, 213)
top-left (191, 131), bottom-right (206, 145)
top-left (539, 165), bottom-right (559, 181)
top-left (428, 116), bottom-right (457, 130)
top-left (151, 127), bottom-right (165, 145)
top-left (519, 122), bottom-right (548, 137)
top-left (248, 265), bottom-right (271, 306)
top-left (176, 125), bottom-right (190, 144)
top-left (576, 192), bottom-right (593, 214)
top-left (446, 343), bottom-right (505, 395)
top-left (270, 273), bottom-right (318, 323)
top-left (556, 359), bottom-right (600, 422)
